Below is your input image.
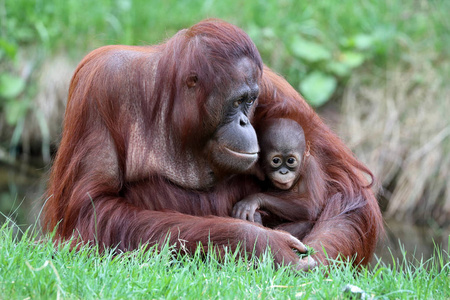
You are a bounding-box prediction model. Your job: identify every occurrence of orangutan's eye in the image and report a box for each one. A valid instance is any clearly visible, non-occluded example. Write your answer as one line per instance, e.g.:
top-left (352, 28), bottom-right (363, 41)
top-left (233, 99), bottom-right (242, 108)
top-left (286, 157), bottom-right (298, 168)
top-left (246, 96), bottom-right (256, 105)
top-left (271, 157), bottom-right (282, 168)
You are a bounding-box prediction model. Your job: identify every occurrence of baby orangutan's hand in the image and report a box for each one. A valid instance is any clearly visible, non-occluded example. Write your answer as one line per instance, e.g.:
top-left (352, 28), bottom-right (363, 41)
top-left (232, 194), bottom-right (262, 224)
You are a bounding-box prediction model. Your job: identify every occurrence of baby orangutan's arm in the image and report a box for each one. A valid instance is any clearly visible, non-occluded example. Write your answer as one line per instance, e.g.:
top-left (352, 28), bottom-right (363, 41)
top-left (232, 193), bottom-right (309, 223)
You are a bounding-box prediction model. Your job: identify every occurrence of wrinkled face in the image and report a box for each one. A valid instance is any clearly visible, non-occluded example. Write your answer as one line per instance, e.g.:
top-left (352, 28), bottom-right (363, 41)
top-left (260, 119), bottom-right (306, 190)
top-left (207, 57), bottom-right (261, 175)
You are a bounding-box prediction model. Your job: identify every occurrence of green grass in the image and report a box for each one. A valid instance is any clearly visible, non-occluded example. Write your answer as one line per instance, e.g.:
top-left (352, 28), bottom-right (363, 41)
top-left (1, 222), bottom-right (449, 299)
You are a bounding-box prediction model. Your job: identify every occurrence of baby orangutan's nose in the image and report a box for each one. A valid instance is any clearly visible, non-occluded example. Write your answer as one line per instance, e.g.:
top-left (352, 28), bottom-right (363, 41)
top-left (279, 168), bottom-right (289, 175)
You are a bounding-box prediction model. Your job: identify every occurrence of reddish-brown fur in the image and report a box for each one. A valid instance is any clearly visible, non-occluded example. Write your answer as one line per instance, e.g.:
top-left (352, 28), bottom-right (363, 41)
top-left (43, 19), bottom-right (383, 270)
top-left (253, 67), bottom-right (384, 266)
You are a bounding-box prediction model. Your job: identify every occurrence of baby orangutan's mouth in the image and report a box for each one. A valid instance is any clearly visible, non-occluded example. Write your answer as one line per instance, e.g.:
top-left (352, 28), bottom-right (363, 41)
top-left (272, 180), bottom-right (293, 190)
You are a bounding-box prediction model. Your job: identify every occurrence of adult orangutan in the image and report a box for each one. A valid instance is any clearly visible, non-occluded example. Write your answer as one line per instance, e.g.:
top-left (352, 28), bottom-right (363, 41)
top-left (43, 19), bottom-right (383, 270)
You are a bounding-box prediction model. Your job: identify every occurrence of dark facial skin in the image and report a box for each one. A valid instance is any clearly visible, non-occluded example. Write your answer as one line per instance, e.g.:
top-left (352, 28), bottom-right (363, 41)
top-left (260, 118), bottom-right (306, 190)
top-left (208, 57), bottom-right (261, 176)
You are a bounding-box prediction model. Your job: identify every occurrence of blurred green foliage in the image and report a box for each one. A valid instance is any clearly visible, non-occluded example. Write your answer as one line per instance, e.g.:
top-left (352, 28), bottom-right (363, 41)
top-left (0, 0), bottom-right (448, 148)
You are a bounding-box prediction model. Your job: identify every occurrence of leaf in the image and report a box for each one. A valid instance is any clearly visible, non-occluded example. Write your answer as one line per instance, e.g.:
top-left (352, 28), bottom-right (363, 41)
top-left (300, 71), bottom-right (337, 107)
top-left (328, 51), bottom-right (366, 77)
top-left (0, 74), bottom-right (25, 99)
top-left (261, 27), bottom-right (276, 39)
top-left (328, 61), bottom-right (351, 77)
top-left (340, 51), bottom-right (365, 68)
top-left (4, 100), bottom-right (30, 125)
top-left (0, 39), bottom-right (18, 60)
top-left (296, 245), bottom-right (317, 258)
top-left (35, 21), bottom-right (50, 44)
top-left (353, 34), bottom-right (374, 50)
top-left (291, 37), bottom-right (331, 62)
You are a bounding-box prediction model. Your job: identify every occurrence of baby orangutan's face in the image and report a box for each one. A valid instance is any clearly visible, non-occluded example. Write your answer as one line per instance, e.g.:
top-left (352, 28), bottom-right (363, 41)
top-left (259, 118), bottom-right (306, 190)
top-left (263, 150), bottom-right (302, 190)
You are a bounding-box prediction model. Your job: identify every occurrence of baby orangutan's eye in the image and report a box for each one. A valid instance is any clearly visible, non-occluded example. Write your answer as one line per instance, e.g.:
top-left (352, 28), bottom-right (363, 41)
top-left (286, 157), bottom-right (298, 167)
top-left (271, 157), bottom-right (282, 168)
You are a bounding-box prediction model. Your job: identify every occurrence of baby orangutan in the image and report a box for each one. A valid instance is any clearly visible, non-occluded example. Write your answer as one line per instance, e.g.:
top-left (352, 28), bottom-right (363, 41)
top-left (232, 118), bottom-right (326, 236)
